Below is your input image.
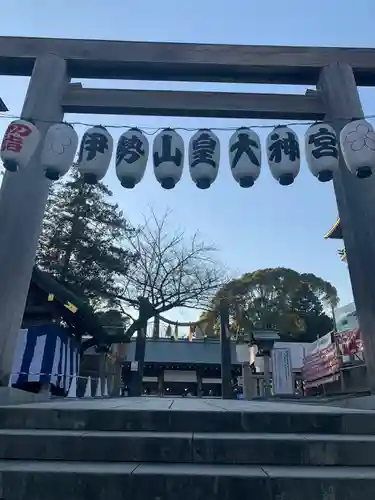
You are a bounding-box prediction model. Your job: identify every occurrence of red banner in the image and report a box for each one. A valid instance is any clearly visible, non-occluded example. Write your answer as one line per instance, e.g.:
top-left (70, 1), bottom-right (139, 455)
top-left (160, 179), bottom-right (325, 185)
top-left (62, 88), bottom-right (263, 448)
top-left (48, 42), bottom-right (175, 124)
top-left (302, 343), bottom-right (340, 385)
top-left (335, 328), bottom-right (363, 356)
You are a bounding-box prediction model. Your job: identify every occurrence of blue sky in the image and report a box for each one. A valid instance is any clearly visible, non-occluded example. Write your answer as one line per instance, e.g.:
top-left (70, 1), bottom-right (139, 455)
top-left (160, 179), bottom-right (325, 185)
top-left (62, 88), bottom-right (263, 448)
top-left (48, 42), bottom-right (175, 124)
top-left (1, 0), bottom-right (375, 327)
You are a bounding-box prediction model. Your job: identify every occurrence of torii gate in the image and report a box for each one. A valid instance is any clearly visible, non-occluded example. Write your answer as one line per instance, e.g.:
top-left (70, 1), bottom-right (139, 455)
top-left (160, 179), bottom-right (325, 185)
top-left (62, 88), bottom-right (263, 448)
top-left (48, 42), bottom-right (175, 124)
top-left (0, 37), bottom-right (375, 392)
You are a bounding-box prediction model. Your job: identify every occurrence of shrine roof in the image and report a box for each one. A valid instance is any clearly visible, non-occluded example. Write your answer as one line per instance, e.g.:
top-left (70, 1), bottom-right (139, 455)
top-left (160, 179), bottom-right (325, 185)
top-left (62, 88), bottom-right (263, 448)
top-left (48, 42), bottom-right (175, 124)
top-left (30, 267), bottom-right (107, 346)
top-left (324, 217), bottom-right (342, 240)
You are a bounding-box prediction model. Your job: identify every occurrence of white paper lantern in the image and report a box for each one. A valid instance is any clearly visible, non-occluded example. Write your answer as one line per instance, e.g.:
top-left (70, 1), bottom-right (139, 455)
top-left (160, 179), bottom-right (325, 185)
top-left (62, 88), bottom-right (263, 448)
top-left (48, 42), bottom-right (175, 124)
top-left (189, 129), bottom-right (220, 189)
top-left (153, 128), bottom-right (184, 189)
top-left (305, 123), bottom-right (339, 182)
top-left (116, 128), bottom-right (149, 188)
top-left (40, 123), bottom-right (79, 180)
top-left (340, 119), bottom-right (375, 178)
top-left (0, 119), bottom-right (40, 172)
top-left (229, 127), bottom-right (261, 187)
top-left (77, 125), bottom-right (113, 184)
top-left (266, 126), bottom-right (300, 185)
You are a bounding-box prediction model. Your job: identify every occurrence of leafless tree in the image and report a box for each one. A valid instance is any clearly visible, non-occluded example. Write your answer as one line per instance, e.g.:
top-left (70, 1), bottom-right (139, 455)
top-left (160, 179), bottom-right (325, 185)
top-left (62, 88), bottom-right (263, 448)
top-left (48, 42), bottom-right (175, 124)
top-left (83, 209), bottom-right (226, 348)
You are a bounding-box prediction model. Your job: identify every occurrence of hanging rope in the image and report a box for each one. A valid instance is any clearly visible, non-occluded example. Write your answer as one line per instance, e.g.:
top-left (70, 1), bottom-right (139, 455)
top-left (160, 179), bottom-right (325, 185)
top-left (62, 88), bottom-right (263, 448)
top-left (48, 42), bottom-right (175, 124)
top-left (1, 111), bottom-right (375, 135)
top-left (158, 311), bottom-right (216, 328)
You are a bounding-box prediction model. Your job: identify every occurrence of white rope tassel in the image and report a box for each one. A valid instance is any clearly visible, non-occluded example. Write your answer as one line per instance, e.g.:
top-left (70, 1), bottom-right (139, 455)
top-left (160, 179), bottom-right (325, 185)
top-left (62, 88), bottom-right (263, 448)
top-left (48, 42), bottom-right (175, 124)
top-left (95, 378), bottom-right (102, 397)
top-left (67, 375), bottom-right (77, 398)
top-left (103, 378), bottom-right (109, 397)
top-left (84, 376), bottom-right (92, 398)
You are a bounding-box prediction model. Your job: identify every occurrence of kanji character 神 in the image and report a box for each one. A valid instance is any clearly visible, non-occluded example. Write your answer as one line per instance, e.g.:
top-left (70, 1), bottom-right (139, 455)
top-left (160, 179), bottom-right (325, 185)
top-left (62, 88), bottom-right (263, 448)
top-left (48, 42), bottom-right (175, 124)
top-left (268, 131), bottom-right (300, 163)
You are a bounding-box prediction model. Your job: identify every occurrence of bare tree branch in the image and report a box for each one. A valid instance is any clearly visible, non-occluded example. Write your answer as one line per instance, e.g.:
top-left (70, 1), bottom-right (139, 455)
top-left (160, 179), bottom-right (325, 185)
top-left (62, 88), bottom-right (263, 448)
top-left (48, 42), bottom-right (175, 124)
top-left (81, 210), bottom-right (227, 350)
top-left (100, 209), bottom-right (226, 344)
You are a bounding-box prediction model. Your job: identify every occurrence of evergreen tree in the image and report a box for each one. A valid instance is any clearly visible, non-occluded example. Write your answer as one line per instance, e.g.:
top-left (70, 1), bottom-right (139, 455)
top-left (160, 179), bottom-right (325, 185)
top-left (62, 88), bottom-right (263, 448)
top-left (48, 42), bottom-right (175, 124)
top-left (36, 169), bottom-right (136, 309)
top-left (201, 268), bottom-right (338, 342)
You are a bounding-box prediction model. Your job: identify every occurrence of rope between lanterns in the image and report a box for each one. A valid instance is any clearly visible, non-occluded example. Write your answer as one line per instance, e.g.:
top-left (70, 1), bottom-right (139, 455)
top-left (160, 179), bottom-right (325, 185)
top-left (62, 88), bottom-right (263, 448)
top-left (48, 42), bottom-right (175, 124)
top-left (1, 114), bottom-right (375, 188)
top-left (1, 111), bottom-right (375, 133)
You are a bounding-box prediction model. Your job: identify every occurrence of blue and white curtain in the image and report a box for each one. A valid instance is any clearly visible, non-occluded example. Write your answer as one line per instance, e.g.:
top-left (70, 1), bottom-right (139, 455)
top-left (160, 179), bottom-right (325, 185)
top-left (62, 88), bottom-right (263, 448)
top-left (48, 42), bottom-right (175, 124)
top-left (10, 325), bottom-right (80, 393)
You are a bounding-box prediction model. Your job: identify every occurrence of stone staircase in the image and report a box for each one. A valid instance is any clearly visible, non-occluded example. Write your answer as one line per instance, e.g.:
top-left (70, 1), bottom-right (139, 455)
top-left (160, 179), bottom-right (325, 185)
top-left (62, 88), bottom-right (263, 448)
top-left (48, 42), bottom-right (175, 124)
top-left (0, 398), bottom-right (375, 499)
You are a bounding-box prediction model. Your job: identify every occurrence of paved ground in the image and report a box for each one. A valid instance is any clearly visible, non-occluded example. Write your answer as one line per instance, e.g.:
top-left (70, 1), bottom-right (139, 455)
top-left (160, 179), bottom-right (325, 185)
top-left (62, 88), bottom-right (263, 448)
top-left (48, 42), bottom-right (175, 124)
top-left (4, 396), bottom-right (375, 413)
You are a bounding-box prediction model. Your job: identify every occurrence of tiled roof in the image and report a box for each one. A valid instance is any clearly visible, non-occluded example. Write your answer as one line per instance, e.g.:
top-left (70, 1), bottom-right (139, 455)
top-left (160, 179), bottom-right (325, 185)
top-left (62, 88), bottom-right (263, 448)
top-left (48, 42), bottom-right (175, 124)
top-left (125, 338), bottom-right (243, 365)
top-left (324, 217), bottom-right (342, 240)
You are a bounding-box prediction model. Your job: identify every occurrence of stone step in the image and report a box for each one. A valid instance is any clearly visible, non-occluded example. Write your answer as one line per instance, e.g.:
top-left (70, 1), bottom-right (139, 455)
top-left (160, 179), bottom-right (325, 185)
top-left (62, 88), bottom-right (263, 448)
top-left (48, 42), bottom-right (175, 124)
top-left (1, 404), bottom-right (374, 434)
top-left (0, 460), bottom-right (374, 500)
top-left (1, 429), bottom-right (375, 466)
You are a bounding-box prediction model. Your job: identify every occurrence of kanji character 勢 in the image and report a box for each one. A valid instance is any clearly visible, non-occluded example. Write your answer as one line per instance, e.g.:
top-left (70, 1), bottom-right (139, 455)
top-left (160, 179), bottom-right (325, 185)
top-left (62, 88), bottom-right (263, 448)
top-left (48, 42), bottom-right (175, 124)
top-left (116, 134), bottom-right (146, 165)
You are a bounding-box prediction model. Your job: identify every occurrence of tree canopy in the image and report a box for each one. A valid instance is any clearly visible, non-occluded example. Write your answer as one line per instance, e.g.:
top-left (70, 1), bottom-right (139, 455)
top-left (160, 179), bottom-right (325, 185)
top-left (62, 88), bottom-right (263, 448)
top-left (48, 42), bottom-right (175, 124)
top-left (201, 267), bottom-right (338, 342)
top-left (36, 169), bottom-right (137, 309)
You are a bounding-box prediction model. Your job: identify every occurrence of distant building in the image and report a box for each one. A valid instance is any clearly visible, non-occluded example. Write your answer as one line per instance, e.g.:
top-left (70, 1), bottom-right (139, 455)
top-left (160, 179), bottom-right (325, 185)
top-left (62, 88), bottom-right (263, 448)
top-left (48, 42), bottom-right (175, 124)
top-left (335, 302), bottom-right (358, 332)
top-left (324, 217), bottom-right (346, 262)
top-left (324, 218), bottom-right (359, 330)
top-left (122, 338), bottom-right (243, 397)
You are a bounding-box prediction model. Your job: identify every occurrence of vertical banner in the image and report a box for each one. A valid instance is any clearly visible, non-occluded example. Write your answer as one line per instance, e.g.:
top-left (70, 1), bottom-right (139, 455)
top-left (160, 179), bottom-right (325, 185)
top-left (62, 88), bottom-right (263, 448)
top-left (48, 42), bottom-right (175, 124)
top-left (309, 331), bottom-right (332, 354)
top-left (272, 348), bottom-right (294, 395)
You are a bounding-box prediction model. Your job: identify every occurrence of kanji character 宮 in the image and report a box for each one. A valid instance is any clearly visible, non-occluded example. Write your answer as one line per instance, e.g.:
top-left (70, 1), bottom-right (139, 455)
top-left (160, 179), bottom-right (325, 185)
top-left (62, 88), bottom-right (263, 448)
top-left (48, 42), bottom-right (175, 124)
top-left (308, 127), bottom-right (338, 159)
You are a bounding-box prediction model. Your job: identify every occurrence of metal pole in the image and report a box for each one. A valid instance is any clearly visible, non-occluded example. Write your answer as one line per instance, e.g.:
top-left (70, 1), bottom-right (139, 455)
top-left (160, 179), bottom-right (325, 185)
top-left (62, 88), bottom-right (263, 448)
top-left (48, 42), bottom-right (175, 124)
top-left (318, 63), bottom-right (375, 392)
top-left (0, 55), bottom-right (69, 385)
top-left (219, 300), bottom-right (232, 399)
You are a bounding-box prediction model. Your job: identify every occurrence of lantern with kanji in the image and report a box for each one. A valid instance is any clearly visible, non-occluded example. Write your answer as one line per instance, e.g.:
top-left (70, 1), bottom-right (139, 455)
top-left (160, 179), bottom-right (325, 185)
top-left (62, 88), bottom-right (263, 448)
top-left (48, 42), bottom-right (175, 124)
top-left (77, 125), bottom-right (113, 184)
top-left (189, 129), bottom-right (220, 189)
top-left (305, 123), bottom-right (339, 182)
top-left (266, 126), bottom-right (300, 185)
top-left (40, 123), bottom-right (79, 180)
top-left (340, 119), bottom-right (375, 178)
top-left (153, 128), bottom-right (184, 189)
top-left (116, 128), bottom-right (149, 188)
top-left (229, 127), bottom-right (261, 187)
top-left (0, 119), bottom-right (40, 172)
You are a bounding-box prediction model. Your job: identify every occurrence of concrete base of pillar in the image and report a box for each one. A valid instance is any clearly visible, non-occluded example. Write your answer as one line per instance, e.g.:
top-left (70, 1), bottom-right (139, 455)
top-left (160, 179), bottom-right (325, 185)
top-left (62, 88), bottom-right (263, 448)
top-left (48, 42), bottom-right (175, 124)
top-left (0, 387), bottom-right (49, 406)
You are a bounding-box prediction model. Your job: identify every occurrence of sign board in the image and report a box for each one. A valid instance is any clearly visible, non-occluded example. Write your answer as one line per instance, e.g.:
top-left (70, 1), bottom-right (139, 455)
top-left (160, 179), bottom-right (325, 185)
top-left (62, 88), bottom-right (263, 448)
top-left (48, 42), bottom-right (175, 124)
top-left (302, 343), bottom-right (340, 388)
top-left (271, 348), bottom-right (293, 395)
top-left (130, 361), bottom-right (139, 372)
top-left (308, 332), bottom-right (332, 355)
